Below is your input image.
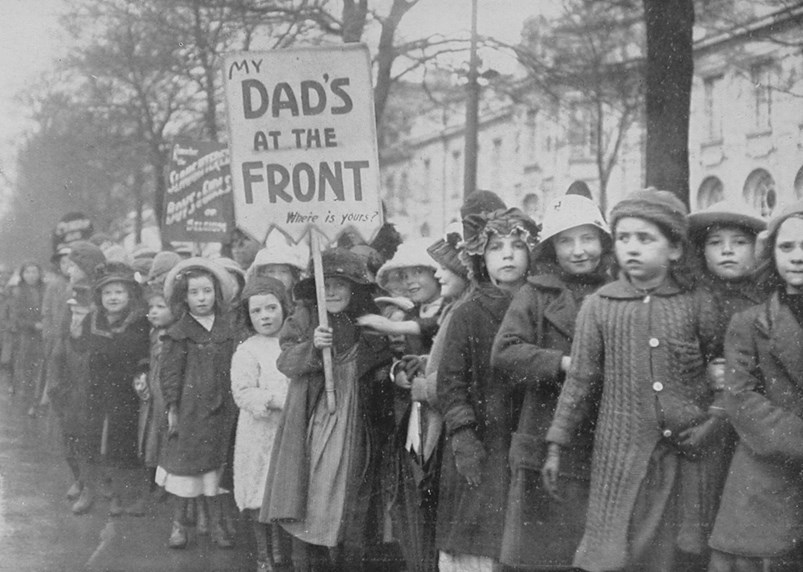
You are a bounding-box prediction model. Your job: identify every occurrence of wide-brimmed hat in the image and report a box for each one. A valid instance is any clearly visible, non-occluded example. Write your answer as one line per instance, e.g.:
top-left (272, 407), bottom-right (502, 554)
top-left (163, 257), bottom-right (237, 306)
top-left (427, 232), bottom-right (468, 279)
top-left (294, 247), bottom-right (372, 301)
top-left (688, 200), bottom-right (766, 243)
top-left (376, 238), bottom-right (439, 292)
top-left (533, 194), bottom-right (610, 258)
top-left (93, 261), bottom-right (138, 292)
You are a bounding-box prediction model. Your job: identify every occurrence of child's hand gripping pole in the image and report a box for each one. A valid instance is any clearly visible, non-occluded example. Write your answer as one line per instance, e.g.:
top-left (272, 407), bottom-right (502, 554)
top-left (311, 229), bottom-right (337, 414)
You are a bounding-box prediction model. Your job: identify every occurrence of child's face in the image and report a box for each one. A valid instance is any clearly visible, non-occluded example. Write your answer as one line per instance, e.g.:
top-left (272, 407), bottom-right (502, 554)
top-left (21, 265), bottom-right (40, 286)
top-left (58, 255), bottom-right (72, 278)
top-left (147, 295), bottom-right (173, 328)
top-left (259, 264), bottom-right (296, 292)
top-left (615, 217), bottom-right (681, 288)
top-left (704, 226), bottom-right (757, 281)
top-left (435, 265), bottom-right (468, 299)
top-left (65, 259), bottom-right (87, 284)
top-left (553, 224), bottom-right (604, 276)
top-left (249, 293), bottom-right (284, 336)
top-left (484, 232), bottom-right (529, 288)
top-left (774, 217), bottom-right (803, 294)
top-left (101, 282), bottom-right (130, 315)
top-left (186, 275), bottom-right (216, 316)
top-left (401, 266), bottom-right (440, 304)
top-left (324, 276), bottom-right (352, 314)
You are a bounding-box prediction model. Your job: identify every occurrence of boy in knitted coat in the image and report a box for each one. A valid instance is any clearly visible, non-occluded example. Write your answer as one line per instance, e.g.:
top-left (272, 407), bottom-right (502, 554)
top-left (544, 189), bottom-right (725, 572)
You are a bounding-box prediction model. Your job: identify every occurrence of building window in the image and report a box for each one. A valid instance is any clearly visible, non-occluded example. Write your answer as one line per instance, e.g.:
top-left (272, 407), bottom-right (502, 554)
top-left (750, 62), bottom-right (773, 132)
top-left (568, 102), bottom-right (597, 160)
top-left (703, 75), bottom-right (723, 142)
top-left (491, 137), bottom-right (503, 183)
top-left (696, 176), bottom-right (724, 210)
top-left (743, 168), bottom-right (776, 217)
top-left (451, 150), bottom-right (462, 199)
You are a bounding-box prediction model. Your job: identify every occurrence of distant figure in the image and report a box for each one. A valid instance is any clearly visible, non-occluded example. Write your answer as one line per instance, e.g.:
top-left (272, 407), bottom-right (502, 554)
top-left (566, 180), bottom-right (593, 199)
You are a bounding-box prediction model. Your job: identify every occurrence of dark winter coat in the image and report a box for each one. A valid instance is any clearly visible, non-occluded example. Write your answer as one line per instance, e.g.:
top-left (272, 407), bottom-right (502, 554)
top-left (436, 283), bottom-right (516, 560)
top-left (71, 308), bottom-right (150, 466)
top-left (697, 273), bottom-right (766, 357)
top-left (546, 277), bottom-right (721, 571)
top-left (709, 292), bottom-right (803, 557)
top-left (11, 282), bottom-right (45, 399)
top-left (48, 295), bottom-right (89, 437)
top-left (159, 312), bottom-right (237, 476)
top-left (491, 272), bottom-right (605, 567)
top-left (260, 302), bottom-right (393, 548)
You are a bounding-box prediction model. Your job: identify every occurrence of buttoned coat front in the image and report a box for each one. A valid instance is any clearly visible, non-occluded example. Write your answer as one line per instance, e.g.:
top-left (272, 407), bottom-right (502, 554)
top-left (709, 293), bottom-right (803, 558)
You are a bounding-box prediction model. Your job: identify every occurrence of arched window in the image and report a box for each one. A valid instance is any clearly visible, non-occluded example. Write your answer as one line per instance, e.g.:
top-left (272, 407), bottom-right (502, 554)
top-left (794, 165), bottom-right (803, 200)
top-left (696, 176), bottom-right (724, 209)
top-left (743, 168), bottom-right (777, 217)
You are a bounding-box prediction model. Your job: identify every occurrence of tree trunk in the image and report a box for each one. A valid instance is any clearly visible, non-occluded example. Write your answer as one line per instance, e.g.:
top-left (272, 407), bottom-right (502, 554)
top-left (642, 0), bottom-right (694, 205)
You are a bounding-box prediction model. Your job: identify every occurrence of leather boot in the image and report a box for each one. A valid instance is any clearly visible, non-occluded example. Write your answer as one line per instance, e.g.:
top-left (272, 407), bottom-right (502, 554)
top-left (71, 485), bottom-right (94, 515)
top-left (168, 521), bottom-right (188, 549)
top-left (209, 496), bottom-right (234, 549)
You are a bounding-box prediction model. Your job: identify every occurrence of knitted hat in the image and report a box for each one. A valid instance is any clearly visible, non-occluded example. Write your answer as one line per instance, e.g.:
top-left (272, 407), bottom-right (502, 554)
top-left (461, 190), bottom-right (506, 242)
top-left (147, 251), bottom-right (181, 285)
top-left (93, 261), bottom-right (138, 292)
top-left (609, 188), bottom-right (689, 243)
top-left (376, 238), bottom-right (439, 292)
top-left (240, 274), bottom-right (291, 319)
top-left (294, 247), bottom-right (372, 301)
top-left (163, 257), bottom-right (237, 307)
top-left (688, 200), bottom-right (766, 244)
top-left (68, 241), bottom-right (106, 282)
top-left (427, 232), bottom-right (468, 279)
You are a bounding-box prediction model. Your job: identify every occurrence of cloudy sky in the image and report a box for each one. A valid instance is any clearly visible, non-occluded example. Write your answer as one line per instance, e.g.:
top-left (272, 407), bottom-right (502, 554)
top-left (0, 0), bottom-right (551, 197)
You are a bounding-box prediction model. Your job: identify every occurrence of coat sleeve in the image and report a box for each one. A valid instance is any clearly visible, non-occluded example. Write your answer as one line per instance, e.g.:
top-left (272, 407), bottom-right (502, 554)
top-left (160, 334), bottom-right (188, 407)
top-left (724, 310), bottom-right (803, 462)
top-left (437, 304), bottom-right (477, 436)
top-left (276, 305), bottom-right (323, 379)
top-left (231, 343), bottom-right (286, 417)
top-left (546, 295), bottom-right (604, 447)
top-left (492, 285), bottom-right (564, 390)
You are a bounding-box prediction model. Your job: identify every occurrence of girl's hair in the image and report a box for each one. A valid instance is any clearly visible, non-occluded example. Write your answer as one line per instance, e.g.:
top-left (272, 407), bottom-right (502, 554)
top-left (691, 223), bottom-right (758, 278)
top-left (18, 261), bottom-right (44, 287)
top-left (93, 280), bottom-right (143, 317)
top-left (169, 267), bottom-right (225, 318)
top-left (610, 217), bottom-right (697, 290)
top-left (239, 287), bottom-right (291, 336)
top-left (753, 213), bottom-right (803, 293)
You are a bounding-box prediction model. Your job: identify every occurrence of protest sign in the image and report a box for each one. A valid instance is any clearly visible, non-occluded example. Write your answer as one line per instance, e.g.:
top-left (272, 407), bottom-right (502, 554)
top-left (223, 45), bottom-right (384, 413)
top-left (222, 44), bottom-right (383, 245)
top-left (163, 141), bottom-right (234, 244)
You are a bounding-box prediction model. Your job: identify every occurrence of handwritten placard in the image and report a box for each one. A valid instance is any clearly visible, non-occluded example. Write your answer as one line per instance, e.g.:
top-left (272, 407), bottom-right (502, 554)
top-left (222, 45), bottom-right (383, 244)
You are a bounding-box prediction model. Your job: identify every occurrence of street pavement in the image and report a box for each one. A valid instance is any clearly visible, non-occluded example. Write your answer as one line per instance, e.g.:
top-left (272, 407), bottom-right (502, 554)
top-left (0, 387), bottom-right (258, 572)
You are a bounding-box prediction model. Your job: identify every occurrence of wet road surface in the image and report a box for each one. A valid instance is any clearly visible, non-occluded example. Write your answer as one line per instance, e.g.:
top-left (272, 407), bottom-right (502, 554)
top-left (0, 386), bottom-right (258, 572)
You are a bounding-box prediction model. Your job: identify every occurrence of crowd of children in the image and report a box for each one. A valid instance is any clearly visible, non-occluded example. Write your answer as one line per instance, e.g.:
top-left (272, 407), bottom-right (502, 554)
top-left (3, 187), bottom-right (803, 572)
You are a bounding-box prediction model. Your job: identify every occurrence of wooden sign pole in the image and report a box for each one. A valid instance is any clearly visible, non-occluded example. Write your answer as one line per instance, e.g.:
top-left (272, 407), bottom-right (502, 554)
top-left (310, 228), bottom-right (337, 414)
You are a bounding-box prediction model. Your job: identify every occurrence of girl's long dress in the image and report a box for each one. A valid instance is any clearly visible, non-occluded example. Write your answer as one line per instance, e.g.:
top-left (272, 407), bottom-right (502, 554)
top-left (281, 344), bottom-right (363, 547)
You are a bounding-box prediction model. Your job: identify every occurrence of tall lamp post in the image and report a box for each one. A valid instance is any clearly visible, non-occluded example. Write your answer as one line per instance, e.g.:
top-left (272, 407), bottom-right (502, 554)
top-left (463, 0), bottom-right (479, 199)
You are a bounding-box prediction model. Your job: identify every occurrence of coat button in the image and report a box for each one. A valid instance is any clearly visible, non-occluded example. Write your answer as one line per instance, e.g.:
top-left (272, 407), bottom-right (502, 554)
top-left (662, 429), bottom-right (672, 438)
top-left (652, 381), bottom-right (663, 392)
top-left (649, 337), bottom-right (660, 348)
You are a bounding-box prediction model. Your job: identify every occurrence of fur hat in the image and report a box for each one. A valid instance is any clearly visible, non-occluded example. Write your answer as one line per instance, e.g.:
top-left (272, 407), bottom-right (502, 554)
top-left (240, 274), bottom-right (291, 319)
top-left (68, 241), bottom-right (106, 282)
top-left (163, 257), bottom-right (237, 307)
top-left (427, 232), bottom-right (468, 279)
top-left (376, 238), bottom-right (439, 292)
top-left (93, 261), bottom-right (138, 292)
top-left (294, 247), bottom-right (372, 301)
top-left (461, 190), bottom-right (506, 243)
top-left (147, 251), bottom-right (181, 285)
top-left (688, 200), bottom-right (766, 244)
top-left (534, 194), bottom-right (610, 258)
top-left (609, 188), bottom-right (689, 243)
